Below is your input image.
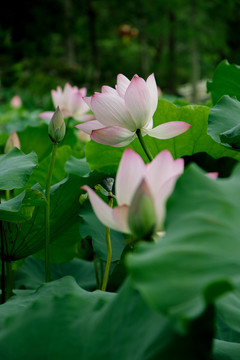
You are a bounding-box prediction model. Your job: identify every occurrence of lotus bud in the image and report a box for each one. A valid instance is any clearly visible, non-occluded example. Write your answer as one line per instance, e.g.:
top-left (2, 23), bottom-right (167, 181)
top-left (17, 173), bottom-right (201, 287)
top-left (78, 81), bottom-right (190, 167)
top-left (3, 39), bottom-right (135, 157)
top-left (48, 106), bottom-right (66, 143)
top-left (128, 179), bottom-right (156, 239)
top-left (4, 131), bottom-right (21, 153)
top-left (10, 95), bottom-right (22, 108)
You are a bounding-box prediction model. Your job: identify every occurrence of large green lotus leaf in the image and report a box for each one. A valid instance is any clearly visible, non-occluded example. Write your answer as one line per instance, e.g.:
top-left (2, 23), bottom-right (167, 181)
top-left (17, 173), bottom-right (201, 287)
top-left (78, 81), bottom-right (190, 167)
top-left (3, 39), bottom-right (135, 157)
top-left (126, 163), bottom-right (240, 320)
top-left (65, 156), bottom-right (107, 188)
top-left (3, 155), bottom-right (93, 261)
top-left (208, 95), bottom-right (240, 151)
top-left (18, 124), bottom-right (52, 161)
top-left (215, 290), bottom-right (240, 340)
top-left (0, 187), bottom-right (46, 223)
top-left (79, 201), bottom-right (125, 262)
top-left (207, 60), bottom-right (240, 105)
top-left (0, 277), bottom-right (214, 360)
top-left (210, 291), bottom-right (240, 359)
top-left (3, 175), bottom-right (84, 261)
top-left (34, 167), bottom-right (104, 264)
top-left (0, 148), bottom-right (37, 190)
top-left (32, 176), bottom-right (84, 263)
top-left (25, 145), bottom-right (73, 189)
top-left (213, 340), bottom-right (240, 360)
top-left (65, 156), bottom-right (90, 176)
top-left (15, 256), bottom-right (97, 291)
top-left (85, 99), bottom-right (240, 174)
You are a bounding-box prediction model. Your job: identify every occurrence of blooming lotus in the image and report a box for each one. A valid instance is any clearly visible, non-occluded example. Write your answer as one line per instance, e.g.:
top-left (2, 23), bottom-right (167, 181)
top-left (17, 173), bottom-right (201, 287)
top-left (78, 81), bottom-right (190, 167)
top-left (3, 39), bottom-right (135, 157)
top-left (75, 74), bottom-right (191, 147)
top-left (39, 83), bottom-right (93, 121)
top-left (82, 149), bottom-right (184, 235)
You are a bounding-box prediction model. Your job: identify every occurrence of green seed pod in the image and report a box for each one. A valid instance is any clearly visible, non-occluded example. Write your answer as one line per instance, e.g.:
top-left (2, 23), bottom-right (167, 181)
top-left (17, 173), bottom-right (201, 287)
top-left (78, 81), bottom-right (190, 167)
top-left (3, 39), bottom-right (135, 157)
top-left (48, 106), bottom-right (66, 143)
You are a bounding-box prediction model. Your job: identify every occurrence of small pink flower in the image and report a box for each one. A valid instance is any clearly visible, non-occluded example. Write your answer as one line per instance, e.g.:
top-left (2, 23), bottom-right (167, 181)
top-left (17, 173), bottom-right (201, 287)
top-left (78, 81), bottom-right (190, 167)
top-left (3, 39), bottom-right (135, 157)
top-left (5, 131), bottom-right (21, 153)
top-left (10, 95), bottom-right (22, 108)
top-left (39, 83), bottom-right (93, 121)
top-left (82, 149), bottom-right (184, 234)
top-left (206, 172), bottom-right (218, 179)
top-left (75, 74), bottom-right (190, 147)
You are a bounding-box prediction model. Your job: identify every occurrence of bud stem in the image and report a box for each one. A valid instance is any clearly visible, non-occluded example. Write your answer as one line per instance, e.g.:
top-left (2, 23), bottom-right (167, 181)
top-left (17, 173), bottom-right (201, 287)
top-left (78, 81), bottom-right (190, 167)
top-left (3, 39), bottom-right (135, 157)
top-left (45, 142), bottom-right (58, 282)
top-left (101, 192), bottom-right (113, 291)
top-left (136, 129), bottom-right (153, 162)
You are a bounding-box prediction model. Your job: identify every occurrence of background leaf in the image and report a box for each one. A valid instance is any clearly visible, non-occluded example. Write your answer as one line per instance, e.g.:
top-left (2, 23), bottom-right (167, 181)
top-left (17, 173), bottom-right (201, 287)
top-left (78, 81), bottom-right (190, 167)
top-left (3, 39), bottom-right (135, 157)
top-left (0, 148), bottom-right (37, 190)
top-left (207, 60), bottom-right (240, 105)
top-left (25, 145), bottom-right (73, 189)
top-left (18, 124), bottom-right (78, 162)
top-left (0, 187), bottom-right (45, 223)
top-left (15, 256), bottom-right (97, 291)
top-left (79, 201), bottom-right (125, 262)
top-left (208, 95), bottom-right (240, 151)
top-left (85, 99), bottom-right (240, 175)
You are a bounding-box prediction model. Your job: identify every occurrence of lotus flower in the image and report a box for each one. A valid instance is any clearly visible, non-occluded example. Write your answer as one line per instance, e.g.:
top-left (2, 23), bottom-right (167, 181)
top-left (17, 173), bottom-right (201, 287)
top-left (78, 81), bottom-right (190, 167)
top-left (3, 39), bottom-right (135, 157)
top-left (82, 149), bottom-right (184, 235)
top-left (75, 74), bottom-right (191, 147)
top-left (39, 83), bottom-right (94, 121)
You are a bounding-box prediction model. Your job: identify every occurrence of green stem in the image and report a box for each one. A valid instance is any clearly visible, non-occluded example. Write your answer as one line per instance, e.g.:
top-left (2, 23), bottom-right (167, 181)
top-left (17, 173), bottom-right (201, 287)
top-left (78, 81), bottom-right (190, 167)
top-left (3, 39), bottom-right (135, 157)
top-left (6, 190), bottom-right (10, 201)
top-left (0, 220), bottom-right (5, 304)
top-left (101, 193), bottom-right (113, 291)
top-left (136, 129), bottom-right (153, 162)
top-left (101, 226), bottom-right (112, 291)
top-left (6, 261), bottom-right (13, 300)
top-left (45, 142), bottom-right (58, 282)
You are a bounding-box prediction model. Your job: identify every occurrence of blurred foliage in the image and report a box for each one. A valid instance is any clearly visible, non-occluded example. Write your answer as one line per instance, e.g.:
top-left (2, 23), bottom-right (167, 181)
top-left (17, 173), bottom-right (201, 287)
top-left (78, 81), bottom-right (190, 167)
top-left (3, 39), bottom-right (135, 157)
top-left (0, 0), bottom-right (240, 107)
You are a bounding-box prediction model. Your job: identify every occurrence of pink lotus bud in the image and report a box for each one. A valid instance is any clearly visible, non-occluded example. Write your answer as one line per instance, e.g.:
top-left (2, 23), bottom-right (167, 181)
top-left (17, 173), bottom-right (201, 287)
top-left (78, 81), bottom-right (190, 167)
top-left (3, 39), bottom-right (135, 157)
top-left (10, 95), bottom-right (22, 108)
top-left (5, 131), bottom-right (21, 153)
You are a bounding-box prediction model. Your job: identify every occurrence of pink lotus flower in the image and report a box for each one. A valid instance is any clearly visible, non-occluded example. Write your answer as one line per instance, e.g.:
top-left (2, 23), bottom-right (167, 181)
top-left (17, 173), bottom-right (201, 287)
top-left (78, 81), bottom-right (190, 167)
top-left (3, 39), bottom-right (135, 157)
top-left (10, 95), bottom-right (22, 108)
top-left (39, 83), bottom-right (94, 121)
top-left (75, 74), bottom-right (191, 147)
top-left (82, 149), bottom-right (184, 235)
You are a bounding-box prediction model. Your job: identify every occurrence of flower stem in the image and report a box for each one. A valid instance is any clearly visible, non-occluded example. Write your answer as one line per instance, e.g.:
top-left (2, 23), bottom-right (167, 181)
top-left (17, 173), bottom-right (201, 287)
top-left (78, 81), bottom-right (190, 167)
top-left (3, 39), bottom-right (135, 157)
top-left (0, 220), bottom-right (6, 304)
top-left (45, 142), bottom-right (58, 282)
top-left (6, 190), bottom-right (10, 201)
top-left (101, 226), bottom-right (112, 291)
top-left (101, 193), bottom-right (113, 291)
top-left (136, 129), bottom-right (153, 162)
